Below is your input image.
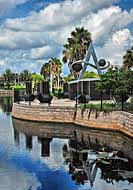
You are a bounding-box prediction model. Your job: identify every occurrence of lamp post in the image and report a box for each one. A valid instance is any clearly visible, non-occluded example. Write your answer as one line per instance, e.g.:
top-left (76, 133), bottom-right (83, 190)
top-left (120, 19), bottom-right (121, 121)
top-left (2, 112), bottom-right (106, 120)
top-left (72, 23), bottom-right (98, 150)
top-left (75, 79), bottom-right (78, 108)
top-left (49, 60), bottom-right (53, 94)
top-left (71, 61), bottom-right (83, 109)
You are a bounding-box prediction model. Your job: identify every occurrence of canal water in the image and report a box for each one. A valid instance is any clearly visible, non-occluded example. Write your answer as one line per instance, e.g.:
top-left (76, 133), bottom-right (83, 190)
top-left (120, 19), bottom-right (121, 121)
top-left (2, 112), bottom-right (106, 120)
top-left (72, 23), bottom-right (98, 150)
top-left (0, 96), bottom-right (133, 190)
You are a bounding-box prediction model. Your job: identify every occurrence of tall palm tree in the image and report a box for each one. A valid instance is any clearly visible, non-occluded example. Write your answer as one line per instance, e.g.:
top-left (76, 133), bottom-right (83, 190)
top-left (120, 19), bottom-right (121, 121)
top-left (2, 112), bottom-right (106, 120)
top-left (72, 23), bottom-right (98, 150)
top-left (3, 69), bottom-right (14, 89)
top-left (20, 70), bottom-right (32, 82)
top-left (3, 69), bottom-right (13, 82)
top-left (40, 58), bottom-right (62, 89)
top-left (62, 27), bottom-right (92, 69)
top-left (123, 47), bottom-right (133, 70)
top-left (40, 62), bottom-right (51, 81)
top-left (51, 57), bottom-right (62, 89)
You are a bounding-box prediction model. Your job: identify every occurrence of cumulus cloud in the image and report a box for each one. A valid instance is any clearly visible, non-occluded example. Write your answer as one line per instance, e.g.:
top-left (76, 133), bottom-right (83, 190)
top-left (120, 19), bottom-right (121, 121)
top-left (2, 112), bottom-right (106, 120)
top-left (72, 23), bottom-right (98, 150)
top-left (96, 29), bottom-right (133, 67)
top-left (81, 6), bottom-right (133, 44)
top-left (1, 5), bottom-right (133, 51)
top-left (5, 0), bottom-right (119, 32)
top-left (0, 0), bottom-right (132, 73)
top-left (30, 45), bottom-right (61, 60)
top-left (0, 59), bottom-right (6, 65)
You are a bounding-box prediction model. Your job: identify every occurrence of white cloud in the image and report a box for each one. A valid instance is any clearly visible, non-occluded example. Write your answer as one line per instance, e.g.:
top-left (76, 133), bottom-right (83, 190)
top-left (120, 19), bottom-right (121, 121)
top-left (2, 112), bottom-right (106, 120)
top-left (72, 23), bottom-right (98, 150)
top-left (81, 6), bottom-right (133, 43)
top-left (30, 45), bottom-right (60, 60)
top-left (5, 0), bottom-right (119, 32)
top-left (0, 59), bottom-right (6, 65)
top-left (1, 5), bottom-right (133, 51)
top-left (96, 29), bottom-right (133, 67)
top-left (0, 0), bottom-right (132, 73)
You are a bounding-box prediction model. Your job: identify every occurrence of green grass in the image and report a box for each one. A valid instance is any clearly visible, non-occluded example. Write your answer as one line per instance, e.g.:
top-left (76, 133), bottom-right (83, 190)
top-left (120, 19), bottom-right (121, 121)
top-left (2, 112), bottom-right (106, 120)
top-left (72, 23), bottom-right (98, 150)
top-left (79, 102), bottom-right (133, 112)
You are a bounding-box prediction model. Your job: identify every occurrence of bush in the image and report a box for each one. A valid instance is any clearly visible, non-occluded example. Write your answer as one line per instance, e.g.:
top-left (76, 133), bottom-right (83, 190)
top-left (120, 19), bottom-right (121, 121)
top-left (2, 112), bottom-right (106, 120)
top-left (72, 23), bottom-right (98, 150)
top-left (11, 84), bottom-right (26, 90)
top-left (80, 103), bottom-right (118, 112)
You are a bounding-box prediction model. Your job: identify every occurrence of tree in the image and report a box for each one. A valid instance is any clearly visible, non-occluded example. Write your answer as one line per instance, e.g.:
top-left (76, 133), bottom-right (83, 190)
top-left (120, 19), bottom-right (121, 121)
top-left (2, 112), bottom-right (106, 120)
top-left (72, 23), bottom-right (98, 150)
top-left (40, 57), bottom-right (62, 89)
top-left (83, 71), bottom-right (99, 78)
top-left (62, 27), bottom-right (92, 70)
top-left (3, 69), bottom-right (14, 89)
top-left (123, 47), bottom-right (133, 69)
top-left (40, 62), bottom-right (51, 81)
top-left (32, 73), bottom-right (44, 82)
top-left (3, 69), bottom-right (13, 82)
top-left (20, 70), bottom-right (32, 81)
top-left (97, 67), bottom-right (133, 111)
top-left (62, 74), bottom-right (75, 82)
top-left (50, 57), bottom-right (62, 89)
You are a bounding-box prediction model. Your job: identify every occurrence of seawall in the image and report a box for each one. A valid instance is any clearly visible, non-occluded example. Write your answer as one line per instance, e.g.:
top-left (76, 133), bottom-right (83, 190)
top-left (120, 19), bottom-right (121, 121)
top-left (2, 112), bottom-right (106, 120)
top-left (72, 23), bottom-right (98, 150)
top-left (0, 90), bottom-right (14, 95)
top-left (12, 102), bottom-right (133, 138)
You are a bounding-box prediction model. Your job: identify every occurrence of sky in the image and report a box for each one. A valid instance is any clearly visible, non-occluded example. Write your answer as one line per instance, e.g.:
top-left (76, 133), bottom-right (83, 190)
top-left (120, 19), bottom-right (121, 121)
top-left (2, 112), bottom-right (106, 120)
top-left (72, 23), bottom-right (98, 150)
top-left (0, 0), bottom-right (132, 75)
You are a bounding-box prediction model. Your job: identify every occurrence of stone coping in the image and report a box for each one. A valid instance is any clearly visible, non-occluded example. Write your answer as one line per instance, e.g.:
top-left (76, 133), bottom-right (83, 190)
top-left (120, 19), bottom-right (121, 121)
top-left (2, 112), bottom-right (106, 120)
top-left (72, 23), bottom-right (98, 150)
top-left (0, 90), bottom-right (14, 95)
top-left (12, 102), bottom-right (133, 138)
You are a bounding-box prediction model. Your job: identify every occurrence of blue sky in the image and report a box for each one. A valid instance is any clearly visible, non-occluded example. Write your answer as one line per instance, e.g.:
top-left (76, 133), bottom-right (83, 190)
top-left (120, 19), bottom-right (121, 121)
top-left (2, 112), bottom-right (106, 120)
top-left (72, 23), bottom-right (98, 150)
top-left (0, 0), bottom-right (132, 75)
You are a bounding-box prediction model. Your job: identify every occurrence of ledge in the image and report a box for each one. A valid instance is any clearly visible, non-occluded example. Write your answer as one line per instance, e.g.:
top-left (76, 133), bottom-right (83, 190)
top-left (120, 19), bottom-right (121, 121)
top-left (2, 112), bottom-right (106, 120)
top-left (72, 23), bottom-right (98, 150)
top-left (12, 102), bottom-right (133, 138)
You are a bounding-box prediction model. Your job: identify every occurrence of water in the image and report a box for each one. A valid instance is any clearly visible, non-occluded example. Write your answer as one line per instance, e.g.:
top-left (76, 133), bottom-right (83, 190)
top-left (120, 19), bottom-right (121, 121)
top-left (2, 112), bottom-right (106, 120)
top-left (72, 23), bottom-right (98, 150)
top-left (0, 96), bottom-right (133, 190)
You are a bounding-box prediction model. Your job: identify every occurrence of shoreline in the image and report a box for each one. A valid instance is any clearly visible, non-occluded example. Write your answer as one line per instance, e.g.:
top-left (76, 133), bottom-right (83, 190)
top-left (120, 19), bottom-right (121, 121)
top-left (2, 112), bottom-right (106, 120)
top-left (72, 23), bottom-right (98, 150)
top-left (12, 101), bottom-right (133, 138)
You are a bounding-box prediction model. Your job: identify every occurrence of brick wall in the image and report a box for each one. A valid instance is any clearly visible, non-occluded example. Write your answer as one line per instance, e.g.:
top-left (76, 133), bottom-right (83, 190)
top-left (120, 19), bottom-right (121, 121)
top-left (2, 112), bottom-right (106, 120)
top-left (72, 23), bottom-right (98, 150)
top-left (0, 90), bottom-right (14, 95)
top-left (12, 103), bottom-right (133, 137)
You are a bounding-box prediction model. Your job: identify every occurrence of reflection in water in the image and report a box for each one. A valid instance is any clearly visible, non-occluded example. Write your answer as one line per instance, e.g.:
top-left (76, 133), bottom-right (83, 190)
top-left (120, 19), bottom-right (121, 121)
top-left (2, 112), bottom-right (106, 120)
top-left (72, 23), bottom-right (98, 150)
top-left (38, 137), bottom-right (52, 157)
top-left (25, 135), bottom-right (33, 150)
top-left (0, 96), bottom-right (13, 114)
top-left (63, 137), bottom-right (133, 188)
top-left (14, 126), bottom-right (52, 157)
top-left (0, 96), bottom-right (133, 190)
top-left (14, 127), bottom-right (20, 145)
top-left (12, 118), bottom-right (133, 190)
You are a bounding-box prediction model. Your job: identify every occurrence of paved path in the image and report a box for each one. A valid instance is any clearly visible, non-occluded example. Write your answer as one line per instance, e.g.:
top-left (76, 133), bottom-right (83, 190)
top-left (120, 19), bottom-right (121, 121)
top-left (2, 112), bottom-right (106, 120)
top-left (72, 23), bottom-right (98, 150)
top-left (19, 98), bottom-right (76, 108)
top-left (19, 98), bottom-right (114, 108)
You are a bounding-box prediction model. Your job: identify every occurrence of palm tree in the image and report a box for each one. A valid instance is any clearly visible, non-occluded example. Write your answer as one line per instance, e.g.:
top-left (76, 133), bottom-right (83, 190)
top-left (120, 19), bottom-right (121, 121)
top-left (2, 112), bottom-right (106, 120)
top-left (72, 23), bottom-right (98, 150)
top-left (40, 58), bottom-right (62, 89)
top-left (62, 27), bottom-right (92, 69)
top-left (3, 69), bottom-right (13, 82)
top-left (40, 62), bottom-right (51, 81)
top-left (123, 47), bottom-right (133, 69)
top-left (3, 69), bottom-right (14, 89)
top-left (51, 57), bottom-right (62, 89)
top-left (20, 70), bottom-right (32, 82)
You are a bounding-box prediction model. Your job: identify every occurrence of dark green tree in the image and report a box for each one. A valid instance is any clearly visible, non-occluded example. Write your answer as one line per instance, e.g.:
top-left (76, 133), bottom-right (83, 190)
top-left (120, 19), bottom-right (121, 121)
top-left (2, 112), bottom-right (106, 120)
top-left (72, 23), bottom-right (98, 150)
top-left (123, 47), bottom-right (133, 69)
top-left (97, 67), bottom-right (133, 111)
top-left (3, 69), bottom-right (14, 89)
top-left (20, 70), bottom-right (32, 82)
top-left (62, 27), bottom-right (92, 70)
top-left (3, 69), bottom-right (13, 81)
top-left (40, 62), bottom-right (51, 81)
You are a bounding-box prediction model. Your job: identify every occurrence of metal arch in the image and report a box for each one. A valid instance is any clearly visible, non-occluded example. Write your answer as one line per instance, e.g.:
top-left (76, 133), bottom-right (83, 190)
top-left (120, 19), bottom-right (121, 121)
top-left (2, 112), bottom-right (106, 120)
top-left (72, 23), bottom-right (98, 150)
top-left (79, 42), bottom-right (102, 80)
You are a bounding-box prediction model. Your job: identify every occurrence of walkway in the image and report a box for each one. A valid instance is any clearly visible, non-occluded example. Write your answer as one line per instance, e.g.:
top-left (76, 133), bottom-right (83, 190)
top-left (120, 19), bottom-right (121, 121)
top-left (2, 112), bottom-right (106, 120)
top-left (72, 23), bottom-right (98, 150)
top-left (18, 98), bottom-right (114, 108)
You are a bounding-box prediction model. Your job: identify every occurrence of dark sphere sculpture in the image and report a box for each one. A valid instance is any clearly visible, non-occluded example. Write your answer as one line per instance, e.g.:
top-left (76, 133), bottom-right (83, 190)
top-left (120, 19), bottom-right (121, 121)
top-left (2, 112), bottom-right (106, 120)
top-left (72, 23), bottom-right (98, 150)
top-left (98, 59), bottom-right (106, 67)
top-left (71, 62), bottom-right (83, 72)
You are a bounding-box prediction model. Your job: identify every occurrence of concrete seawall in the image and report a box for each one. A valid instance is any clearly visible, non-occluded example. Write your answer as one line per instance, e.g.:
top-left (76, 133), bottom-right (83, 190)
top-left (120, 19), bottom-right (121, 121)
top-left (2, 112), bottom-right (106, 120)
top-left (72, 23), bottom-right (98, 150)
top-left (12, 102), bottom-right (133, 138)
top-left (0, 90), bottom-right (14, 95)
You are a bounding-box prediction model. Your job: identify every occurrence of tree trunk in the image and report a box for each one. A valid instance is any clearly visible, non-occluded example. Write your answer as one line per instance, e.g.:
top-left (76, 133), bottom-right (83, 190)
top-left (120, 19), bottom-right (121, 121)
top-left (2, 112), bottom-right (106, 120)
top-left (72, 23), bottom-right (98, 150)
top-left (100, 90), bottom-right (103, 111)
top-left (57, 72), bottom-right (60, 90)
top-left (121, 93), bottom-right (124, 111)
